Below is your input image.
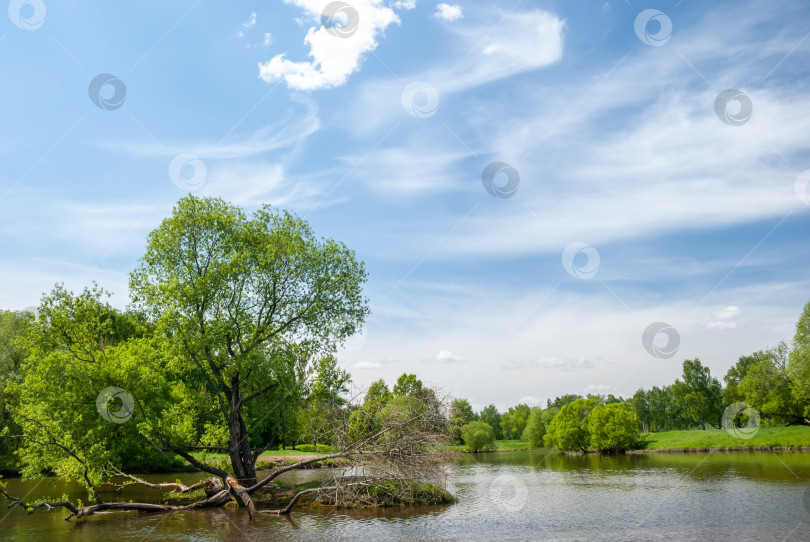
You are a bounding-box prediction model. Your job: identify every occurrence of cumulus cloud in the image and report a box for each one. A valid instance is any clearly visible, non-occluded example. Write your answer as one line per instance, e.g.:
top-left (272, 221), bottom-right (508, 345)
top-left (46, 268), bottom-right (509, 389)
top-left (435, 3), bottom-right (462, 22)
top-left (391, 0), bottom-right (416, 9)
top-left (707, 306), bottom-right (740, 330)
top-left (518, 395), bottom-right (541, 406)
top-left (436, 349), bottom-right (465, 363)
top-left (259, 0), bottom-right (400, 90)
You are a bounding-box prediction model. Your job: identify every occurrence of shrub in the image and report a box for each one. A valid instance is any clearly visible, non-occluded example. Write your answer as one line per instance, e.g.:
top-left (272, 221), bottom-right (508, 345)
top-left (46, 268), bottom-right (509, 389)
top-left (461, 421), bottom-right (495, 452)
top-left (586, 403), bottom-right (641, 452)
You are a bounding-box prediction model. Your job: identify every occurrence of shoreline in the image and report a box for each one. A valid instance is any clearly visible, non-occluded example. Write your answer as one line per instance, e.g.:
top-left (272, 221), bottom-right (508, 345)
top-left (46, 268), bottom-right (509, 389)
top-left (455, 445), bottom-right (810, 456)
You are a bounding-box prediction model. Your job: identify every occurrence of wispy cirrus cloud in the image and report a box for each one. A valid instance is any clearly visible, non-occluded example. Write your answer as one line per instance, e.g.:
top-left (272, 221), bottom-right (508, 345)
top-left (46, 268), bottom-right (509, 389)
top-left (105, 96), bottom-right (320, 160)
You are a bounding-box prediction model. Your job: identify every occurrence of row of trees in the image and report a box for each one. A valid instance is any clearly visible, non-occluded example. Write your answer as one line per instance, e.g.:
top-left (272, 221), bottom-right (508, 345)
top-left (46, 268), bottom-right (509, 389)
top-left (629, 318), bottom-right (810, 433)
top-left (447, 299), bottom-right (810, 453)
top-left (452, 394), bottom-right (640, 453)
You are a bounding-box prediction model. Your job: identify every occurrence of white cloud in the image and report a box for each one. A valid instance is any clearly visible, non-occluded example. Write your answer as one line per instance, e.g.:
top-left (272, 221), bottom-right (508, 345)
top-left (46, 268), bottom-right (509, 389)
top-left (707, 306), bottom-right (740, 330)
top-left (108, 96), bottom-right (320, 160)
top-left (435, 3), bottom-right (462, 22)
top-left (259, 0), bottom-right (400, 90)
top-left (345, 8), bottom-right (564, 134)
top-left (244, 12), bottom-right (257, 29)
top-left (518, 395), bottom-right (541, 406)
top-left (391, 0), bottom-right (416, 9)
top-left (262, 33), bottom-right (272, 47)
top-left (436, 350), bottom-right (465, 363)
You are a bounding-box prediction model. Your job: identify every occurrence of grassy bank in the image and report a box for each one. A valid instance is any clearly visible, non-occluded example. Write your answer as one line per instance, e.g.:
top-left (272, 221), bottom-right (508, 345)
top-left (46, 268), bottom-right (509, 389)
top-left (448, 439), bottom-right (538, 452)
top-left (639, 426), bottom-right (810, 451)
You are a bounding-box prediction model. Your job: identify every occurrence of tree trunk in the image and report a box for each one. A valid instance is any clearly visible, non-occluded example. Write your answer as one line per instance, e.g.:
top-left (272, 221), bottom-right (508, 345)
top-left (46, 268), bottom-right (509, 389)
top-left (228, 403), bottom-right (258, 486)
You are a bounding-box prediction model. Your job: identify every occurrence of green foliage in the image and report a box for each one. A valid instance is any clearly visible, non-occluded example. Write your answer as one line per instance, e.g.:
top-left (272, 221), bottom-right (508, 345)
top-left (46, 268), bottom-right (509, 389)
top-left (544, 398), bottom-right (599, 452)
top-left (127, 195), bottom-right (369, 478)
top-left (364, 379), bottom-right (391, 405)
top-left (521, 407), bottom-right (547, 448)
top-left (738, 343), bottom-right (805, 425)
top-left (681, 359), bottom-right (723, 430)
top-left (586, 403), bottom-right (641, 452)
top-left (298, 356), bottom-right (352, 449)
top-left (460, 421), bottom-right (495, 452)
top-left (724, 350), bottom-right (771, 406)
top-left (0, 310), bottom-right (31, 471)
top-left (9, 195), bottom-right (370, 492)
top-left (392, 374), bottom-right (423, 397)
top-left (448, 399), bottom-right (477, 443)
top-left (478, 404), bottom-right (502, 440)
top-left (500, 403), bottom-right (531, 440)
top-left (546, 394), bottom-right (583, 410)
top-left (789, 300), bottom-right (810, 406)
top-left (9, 286), bottom-right (193, 491)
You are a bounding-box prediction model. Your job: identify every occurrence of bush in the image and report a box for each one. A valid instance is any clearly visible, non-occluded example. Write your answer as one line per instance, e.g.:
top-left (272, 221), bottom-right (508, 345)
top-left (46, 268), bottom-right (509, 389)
top-left (461, 421), bottom-right (495, 452)
top-left (586, 403), bottom-right (641, 453)
top-left (544, 398), bottom-right (598, 452)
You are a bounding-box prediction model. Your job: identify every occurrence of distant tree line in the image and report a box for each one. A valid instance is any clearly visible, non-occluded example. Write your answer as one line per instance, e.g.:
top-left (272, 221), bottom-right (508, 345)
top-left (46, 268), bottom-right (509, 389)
top-left (449, 299), bottom-right (810, 453)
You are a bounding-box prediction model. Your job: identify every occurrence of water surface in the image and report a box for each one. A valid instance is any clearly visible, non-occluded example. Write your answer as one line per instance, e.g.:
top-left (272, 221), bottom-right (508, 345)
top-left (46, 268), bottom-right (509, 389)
top-left (2, 451), bottom-right (809, 541)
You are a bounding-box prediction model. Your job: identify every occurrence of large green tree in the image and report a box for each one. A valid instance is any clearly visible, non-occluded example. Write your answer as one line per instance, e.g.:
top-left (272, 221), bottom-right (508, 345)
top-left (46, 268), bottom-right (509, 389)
top-left (521, 407), bottom-right (547, 448)
top-left (500, 403), bottom-right (530, 440)
top-left (680, 359), bottom-right (723, 430)
top-left (739, 343), bottom-right (806, 425)
top-left (478, 404), bottom-right (502, 439)
top-left (128, 195), bottom-right (368, 485)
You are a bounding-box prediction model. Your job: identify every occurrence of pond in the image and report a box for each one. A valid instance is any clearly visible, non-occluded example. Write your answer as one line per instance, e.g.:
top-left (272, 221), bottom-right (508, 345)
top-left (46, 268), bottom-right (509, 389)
top-left (1, 451), bottom-right (809, 541)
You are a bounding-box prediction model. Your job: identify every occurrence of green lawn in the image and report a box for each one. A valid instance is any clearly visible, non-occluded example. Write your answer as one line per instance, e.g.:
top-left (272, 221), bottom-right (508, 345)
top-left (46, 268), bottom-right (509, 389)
top-left (188, 445), bottom-right (332, 466)
top-left (640, 426), bottom-right (810, 450)
top-left (449, 439), bottom-right (538, 452)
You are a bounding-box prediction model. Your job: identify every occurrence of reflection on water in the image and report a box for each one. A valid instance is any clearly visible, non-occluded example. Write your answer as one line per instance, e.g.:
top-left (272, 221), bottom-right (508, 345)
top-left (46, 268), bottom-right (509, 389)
top-left (2, 451), bottom-right (809, 541)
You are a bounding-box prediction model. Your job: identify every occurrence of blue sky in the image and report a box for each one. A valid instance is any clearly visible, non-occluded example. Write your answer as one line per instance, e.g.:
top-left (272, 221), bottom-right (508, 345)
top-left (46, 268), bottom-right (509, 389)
top-left (1, 0), bottom-right (809, 411)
